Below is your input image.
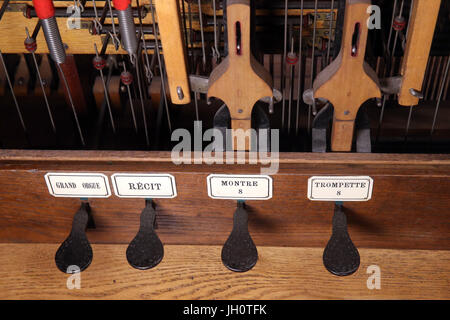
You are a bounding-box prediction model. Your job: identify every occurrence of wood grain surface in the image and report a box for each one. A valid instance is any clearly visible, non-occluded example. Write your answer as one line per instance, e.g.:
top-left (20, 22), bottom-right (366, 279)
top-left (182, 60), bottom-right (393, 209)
top-left (398, 0), bottom-right (442, 106)
top-left (0, 150), bottom-right (449, 250)
top-left (0, 244), bottom-right (448, 299)
top-left (154, 0), bottom-right (190, 105)
top-left (313, 0), bottom-right (381, 151)
top-left (207, 0), bottom-right (273, 150)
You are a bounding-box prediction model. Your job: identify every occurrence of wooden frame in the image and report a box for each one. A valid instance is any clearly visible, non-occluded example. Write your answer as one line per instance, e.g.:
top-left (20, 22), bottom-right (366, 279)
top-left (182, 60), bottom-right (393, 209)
top-left (0, 150), bottom-right (448, 251)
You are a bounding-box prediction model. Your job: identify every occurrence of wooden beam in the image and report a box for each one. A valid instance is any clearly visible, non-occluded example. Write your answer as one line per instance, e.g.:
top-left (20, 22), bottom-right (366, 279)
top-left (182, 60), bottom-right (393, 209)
top-left (0, 244), bottom-right (448, 299)
top-left (0, 150), bottom-right (448, 250)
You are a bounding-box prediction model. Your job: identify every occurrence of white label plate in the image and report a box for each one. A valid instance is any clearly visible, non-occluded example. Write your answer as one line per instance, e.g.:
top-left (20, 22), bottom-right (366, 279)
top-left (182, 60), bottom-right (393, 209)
top-left (308, 176), bottom-right (373, 201)
top-left (207, 174), bottom-right (272, 200)
top-left (111, 173), bottom-right (177, 198)
top-left (45, 173), bottom-right (111, 198)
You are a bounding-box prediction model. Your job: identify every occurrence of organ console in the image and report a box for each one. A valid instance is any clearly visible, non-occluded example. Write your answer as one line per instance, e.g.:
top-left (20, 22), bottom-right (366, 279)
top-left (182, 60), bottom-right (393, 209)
top-left (0, 0), bottom-right (449, 300)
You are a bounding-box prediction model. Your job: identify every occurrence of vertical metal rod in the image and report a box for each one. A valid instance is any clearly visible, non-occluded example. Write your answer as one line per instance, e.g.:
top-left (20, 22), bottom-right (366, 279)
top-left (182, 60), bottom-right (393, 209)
top-left (326, 0), bottom-right (334, 65)
top-left (430, 56), bottom-right (443, 101)
top-left (430, 55), bottom-right (450, 137)
top-left (92, 0), bottom-right (102, 34)
top-left (134, 45), bottom-right (150, 146)
top-left (106, 0), bottom-right (120, 50)
top-left (187, 1), bottom-right (194, 72)
top-left (181, 0), bottom-right (189, 59)
top-left (281, 0), bottom-right (288, 131)
top-left (0, 50), bottom-right (27, 133)
top-left (401, 0), bottom-right (415, 143)
top-left (136, 0), bottom-right (153, 82)
top-left (377, 0), bottom-right (404, 143)
top-left (94, 44), bottom-right (116, 133)
top-left (150, 2), bottom-right (172, 134)
top-left (212, 0), bottom-right (220, 61)
top-left (26, 28), bottom-right (56, 134)
top-left (404, 105), bottom-right (413, 142)
top-left (386, 0), bottom-right (398, 56)
top-left (443, 62), bottom-right (450, 101)
top-left (57, 63), bottom-right (85, 146)
top-left (122, 62), bottom-right (138, 133)
top-left (308, 0), bottom-right (318, 132)
top-left (425, 56), bottom-right (436, 100)
top-left (390, 0), bottom-right (404, 76)
top-left (194, 92), bottom-right (200, 121)
top-left (198, 0), bottom-right (206, 66)
top-left (295, 0), bottom-right (304, 136)
top-left (287, 36), bottom-right (295, 134)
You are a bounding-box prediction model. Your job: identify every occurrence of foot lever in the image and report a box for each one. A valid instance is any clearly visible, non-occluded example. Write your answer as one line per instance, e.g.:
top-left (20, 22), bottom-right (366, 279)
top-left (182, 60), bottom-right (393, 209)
top-left (323, 203), bottom-right (360, 276)
top-left (55, 202), bottom-right (94, 273)
top-left (221, 201), bottom-right (258, 272)
top-left (126, 199), bottom-right (164, 270)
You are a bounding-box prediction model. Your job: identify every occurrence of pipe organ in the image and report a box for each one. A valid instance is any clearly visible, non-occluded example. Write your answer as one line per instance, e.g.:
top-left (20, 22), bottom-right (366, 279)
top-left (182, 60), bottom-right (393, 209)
top-left (0, 0), bottom-right (449, 300)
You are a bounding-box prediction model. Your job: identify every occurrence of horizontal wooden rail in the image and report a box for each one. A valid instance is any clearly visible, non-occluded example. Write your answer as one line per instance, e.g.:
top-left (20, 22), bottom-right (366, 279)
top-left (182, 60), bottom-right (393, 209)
top-left (0, 244), bottom-right (448, 299)
top-left (0, 150), bottom-right (449, 250)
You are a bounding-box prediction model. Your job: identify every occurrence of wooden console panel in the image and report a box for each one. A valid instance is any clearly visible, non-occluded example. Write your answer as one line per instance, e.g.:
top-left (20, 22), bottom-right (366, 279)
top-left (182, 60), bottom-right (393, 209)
top-left (0, 150), bottom-right (449, 250)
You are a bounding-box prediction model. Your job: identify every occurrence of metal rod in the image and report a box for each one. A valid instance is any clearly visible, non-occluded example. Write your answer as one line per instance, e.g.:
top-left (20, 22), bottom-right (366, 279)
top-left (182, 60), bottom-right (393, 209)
top-left (386, 0), bottom-right (398, 57)
top-left (150, 2), bottom-right (172, 134)
top-left (287, 36), bottom-right (295, 134)
top-left (281, 0), bottom-right (288, 130)
top-left (431, 56), bottom-right (443, 101)
top-left (198, 0), bottom-right (206, 66)
top-left (106, 0), bottom-right (120, 50)
top-left (134, 43), bottom-right (150, 146)
top-left (136, 0), bottom-right (153, 82)
top-left (26, 27), bottom-right (56, 134)
top-left (377, 0), bottom-right (405, 143)
top-left (425, 56), bottom-right (436, 100)
top-left (57, 63), bottom-right (85, 146)
top-left (430, 55), bottom-right (450, 137)
top-left (404, 105), bottom-right (413, 142)
top-left (194, 92), bottom-right (200, 121)
top-left (187, 1), bottom-right (194, 72)
top-left (295, 0), bottom-right (304, 136)
top-left (122, 62), bottom-right (138, 133)
top-left (326, 0), bottom-right (334, 65)
top-left (92, 0), bottom-right (102, 35)
top-left (212, 0), bottom-right (220, 61)
top-left (308, 0), bottom-right (318, 132)
top-left (390, 0), bottom-right (404, 76)
top-left (0, 50), bottom-right (27, 133)
top-left (181, 0), bottom-right (189, 59)
top-left (94, 44), bottom-right (116, 134)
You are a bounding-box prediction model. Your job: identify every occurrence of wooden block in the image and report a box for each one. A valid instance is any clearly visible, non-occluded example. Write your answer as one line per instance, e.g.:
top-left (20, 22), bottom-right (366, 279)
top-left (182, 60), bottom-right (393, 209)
top-left (154, 0), bottom-right (190, 104)
top-left (207, 0), bottom-right (272, 150)
top-left (313, 0), bottom-right (381, 151)
top-left (398, 0), bottom-right (442, 106)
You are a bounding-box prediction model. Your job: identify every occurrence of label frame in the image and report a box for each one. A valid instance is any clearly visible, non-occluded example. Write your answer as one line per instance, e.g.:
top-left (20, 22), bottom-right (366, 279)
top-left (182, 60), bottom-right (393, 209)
top-left (111, 173), bottom-right (177, 198)
top-left (307, 176), bottom-right (374, 201)
top-left (207, 174), bottom-right (273, 200)
top-left (44, 172), bottom-right (111, 198)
